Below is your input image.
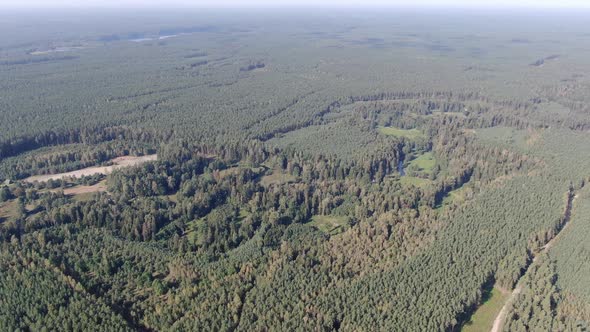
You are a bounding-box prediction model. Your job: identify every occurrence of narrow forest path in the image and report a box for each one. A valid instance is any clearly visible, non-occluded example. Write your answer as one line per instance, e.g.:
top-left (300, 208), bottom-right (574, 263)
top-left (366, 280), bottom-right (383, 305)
top-left (490, 192), bottom-right (577, 332)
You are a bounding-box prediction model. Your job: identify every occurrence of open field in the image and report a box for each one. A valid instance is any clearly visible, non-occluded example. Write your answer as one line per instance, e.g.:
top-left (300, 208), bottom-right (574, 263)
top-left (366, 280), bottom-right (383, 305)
top-left (24, 155), bottom-right (157, 183)
top-left (60, 182), bottom-right (107, 195)
top-left (0, 200), bottom-right (17, 220)
top-left (409, 152), bottom-right (435, 173)
top-left (474, 127), bottom-right (530, 151)
top-left (260, 170), bottom-right (297, 187)
top-left (308, 215), bottom-right (349, 235)
top-left (400, 176), bottom-right (431, 188)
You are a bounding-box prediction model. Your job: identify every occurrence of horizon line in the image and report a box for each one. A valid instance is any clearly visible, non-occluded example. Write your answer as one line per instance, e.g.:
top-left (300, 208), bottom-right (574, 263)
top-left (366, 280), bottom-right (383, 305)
top-left (3, 3), bottom-right (590, 10)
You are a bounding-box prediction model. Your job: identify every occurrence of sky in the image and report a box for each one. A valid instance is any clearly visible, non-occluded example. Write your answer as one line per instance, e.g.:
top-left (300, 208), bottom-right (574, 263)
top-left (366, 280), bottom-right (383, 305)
top-left (1, 0), bottom-right (590, 9)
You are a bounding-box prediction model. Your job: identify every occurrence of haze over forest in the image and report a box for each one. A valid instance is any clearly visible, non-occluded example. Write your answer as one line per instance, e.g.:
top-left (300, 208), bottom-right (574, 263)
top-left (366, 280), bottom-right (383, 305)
top-left (1, 3), bottom-right (590, 331)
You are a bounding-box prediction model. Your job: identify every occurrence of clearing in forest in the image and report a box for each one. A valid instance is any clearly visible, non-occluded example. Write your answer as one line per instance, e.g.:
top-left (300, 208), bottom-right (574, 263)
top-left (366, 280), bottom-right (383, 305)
top-left (23, 155), bottom-right (157, 183)
top-left (308, 215), bottom-right (349, 235)
top-left (377, 126), bottom-right (426, 139)
top-left (461, 287), bottom-right (510, 332)
top-left (399, 176), bottom-right (431, 188)
top-left (408, 152), bottom-right (436, 173)
top-left (260, 170), bottom-right (296, 187)
top-left (56, 181), bottom-right (108, 196)
top-left (440, 186), bottom-right (472, 207)
top-left (46, 181), bottom-right (108, 201)
top-left (0, 200), bottom-right (18, 220)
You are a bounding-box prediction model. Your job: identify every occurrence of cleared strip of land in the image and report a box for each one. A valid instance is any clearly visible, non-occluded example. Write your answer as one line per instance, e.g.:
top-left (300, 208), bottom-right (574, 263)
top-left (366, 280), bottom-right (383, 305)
top-left (24, 155), bottom-right (157, 183)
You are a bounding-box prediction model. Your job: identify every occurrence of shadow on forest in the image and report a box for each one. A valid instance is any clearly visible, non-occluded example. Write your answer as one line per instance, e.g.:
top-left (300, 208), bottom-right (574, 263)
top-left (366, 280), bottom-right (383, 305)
top-left (453, 275), bottom-right (496, 331)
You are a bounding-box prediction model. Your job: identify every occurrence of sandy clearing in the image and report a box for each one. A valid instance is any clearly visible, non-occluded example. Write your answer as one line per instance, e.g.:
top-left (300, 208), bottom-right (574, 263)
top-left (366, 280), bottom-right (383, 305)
top-left (24, 154), bottom-right (157, 183)
top-left (58, 182), bottom-right (108, 196)
top-left (29, 46), bottom-right (88, 55)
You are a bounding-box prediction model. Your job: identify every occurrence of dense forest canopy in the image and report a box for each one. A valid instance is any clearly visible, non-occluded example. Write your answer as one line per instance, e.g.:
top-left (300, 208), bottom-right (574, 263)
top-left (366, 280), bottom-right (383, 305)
top-left (1, 7), bottom-right (590, 331)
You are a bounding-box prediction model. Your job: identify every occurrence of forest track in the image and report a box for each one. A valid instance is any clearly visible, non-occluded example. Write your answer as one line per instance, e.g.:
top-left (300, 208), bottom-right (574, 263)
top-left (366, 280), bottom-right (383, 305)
top-left (490, 191), bottom-right (577, 332)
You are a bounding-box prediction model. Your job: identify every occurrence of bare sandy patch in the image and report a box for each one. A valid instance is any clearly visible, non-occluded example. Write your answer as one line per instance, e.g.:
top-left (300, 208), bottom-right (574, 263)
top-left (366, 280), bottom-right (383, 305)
top-left (24, 154), bottom-right (157, 183)
top-left (59, 182), bottom-right (107, 196)
top-left (29, 46), bottom-right (88, 55)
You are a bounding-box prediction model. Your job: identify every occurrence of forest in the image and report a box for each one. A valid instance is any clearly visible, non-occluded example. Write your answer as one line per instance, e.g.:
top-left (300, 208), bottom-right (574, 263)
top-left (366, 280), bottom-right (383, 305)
top-left (1, 7), bottom-right (590, 331)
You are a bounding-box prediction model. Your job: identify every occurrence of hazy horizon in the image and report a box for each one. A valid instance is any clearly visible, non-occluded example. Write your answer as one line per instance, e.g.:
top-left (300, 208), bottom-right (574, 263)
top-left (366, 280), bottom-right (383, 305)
top-left (2, 0), bottom-right (590, 9)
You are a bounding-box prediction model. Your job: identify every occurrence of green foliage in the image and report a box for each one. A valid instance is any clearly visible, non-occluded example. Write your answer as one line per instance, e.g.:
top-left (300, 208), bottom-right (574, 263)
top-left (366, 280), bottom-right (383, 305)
top-left (0, 247), bottom-right (131, 331)
top-left (552, 189), bottom-right (590, 305)
top-left (2, 10), bottom-right (590, 331)
top-left (378, 126), bottom-right (426, 139)
top-left (0, 186), bottom-right (10, 202)
top-left (502, 257), bottom-right (563, 331)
